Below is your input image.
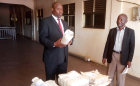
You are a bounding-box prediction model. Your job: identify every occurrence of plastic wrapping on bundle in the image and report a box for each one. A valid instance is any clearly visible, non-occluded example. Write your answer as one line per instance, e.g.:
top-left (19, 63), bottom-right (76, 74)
top-left (81, 70), bottom-right (111, 86)
top-left (58, 71), bottom-right (89, 86)
top-left (31, 77), bottom-right (58, 86)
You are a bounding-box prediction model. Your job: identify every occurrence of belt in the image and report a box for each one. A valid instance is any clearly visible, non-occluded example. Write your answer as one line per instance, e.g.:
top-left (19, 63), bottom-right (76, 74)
top-left (113, 50), bottom-right (122, 54)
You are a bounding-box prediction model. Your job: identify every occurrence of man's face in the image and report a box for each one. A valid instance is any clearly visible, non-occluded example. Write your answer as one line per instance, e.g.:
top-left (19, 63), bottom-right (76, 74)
top-left (116, 15), bottom-right (127, 28)
top-left (52, 3), bottom-right (63, 18)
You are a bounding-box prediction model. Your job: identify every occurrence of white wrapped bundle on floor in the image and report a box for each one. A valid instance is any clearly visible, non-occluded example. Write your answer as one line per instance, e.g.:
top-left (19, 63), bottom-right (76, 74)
top-left (58, 71), bottom-right (89, 86)
top-left (44, 80), bottom-right (58, 86)
top-left (31, 77), bottom-right (58, 86)
top-left (81, 70), bottom-right (111, 86)
top-left (61, 29), bottom-right (74, 44)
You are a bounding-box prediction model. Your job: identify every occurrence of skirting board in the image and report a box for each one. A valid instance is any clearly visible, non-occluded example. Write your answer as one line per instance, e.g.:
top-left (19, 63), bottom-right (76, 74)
top-left (68, 52), bottom-right (140, 82)
top-left (126, 74), bottom-right (140, 82)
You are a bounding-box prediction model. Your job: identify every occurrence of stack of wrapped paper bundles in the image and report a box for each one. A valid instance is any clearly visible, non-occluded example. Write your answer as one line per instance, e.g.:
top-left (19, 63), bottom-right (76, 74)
top-left (81, 70), bottom-right (111, 86)
top-left (58, 71), bottom-right (89, 86)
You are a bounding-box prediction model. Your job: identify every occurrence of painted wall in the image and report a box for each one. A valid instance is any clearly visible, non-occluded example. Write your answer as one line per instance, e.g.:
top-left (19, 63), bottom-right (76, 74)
top-left (56, 0), bottom-right (111, 66)
top-left (55, 0), bottom-right (140, 78)
top-left (34, 0), bottom-right (140, 78)
top-left (0, 4), bottom-right (10, 26)
top-left (121, 0), bottom-right (140, 78)
top-left (107, 0), bottom-right (140, 78)
top-left (34, 0), bottom-right (54, 41)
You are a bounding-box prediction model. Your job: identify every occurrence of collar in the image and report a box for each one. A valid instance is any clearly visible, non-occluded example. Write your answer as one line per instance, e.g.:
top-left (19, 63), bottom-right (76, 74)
top-left (52, 14), bottom-right (61, 20)
top-left (117, 26), bottom-right (125, 31)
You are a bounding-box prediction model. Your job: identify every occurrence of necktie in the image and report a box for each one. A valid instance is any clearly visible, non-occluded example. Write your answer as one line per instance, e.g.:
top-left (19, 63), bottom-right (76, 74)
top-left (57, 18), bottom-right (63, 34)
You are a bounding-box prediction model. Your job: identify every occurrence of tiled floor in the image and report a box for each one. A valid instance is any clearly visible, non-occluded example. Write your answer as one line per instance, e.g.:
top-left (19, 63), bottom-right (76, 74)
top-left (0, 36), bottom-right (140, 86)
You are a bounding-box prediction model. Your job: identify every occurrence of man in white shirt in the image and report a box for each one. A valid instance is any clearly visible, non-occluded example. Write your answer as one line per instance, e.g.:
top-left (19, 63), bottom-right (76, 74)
top-left (102, 14), bottom-right (135, 86)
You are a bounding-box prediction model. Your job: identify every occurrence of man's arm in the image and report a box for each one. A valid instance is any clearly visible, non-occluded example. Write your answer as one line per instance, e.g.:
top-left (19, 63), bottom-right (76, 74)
top-left (102, 29), bottom-right (112, 65)
top-left (39, 19), bottom-right (54, 50)
top-left (102, 58), bottom-right (107, 65)
top-left (127, 30), bottom-right (135, 68)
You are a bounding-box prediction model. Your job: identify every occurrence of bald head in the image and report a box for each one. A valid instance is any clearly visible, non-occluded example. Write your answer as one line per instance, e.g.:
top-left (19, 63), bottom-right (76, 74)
top-left (117, 13), bottom-right (128, 30)
top-left (118, 13), bottom-right (128, 21)
top-left (52, 2), bottom-right (62, 8)
top-left (52, 2), bottom-right (63, 18)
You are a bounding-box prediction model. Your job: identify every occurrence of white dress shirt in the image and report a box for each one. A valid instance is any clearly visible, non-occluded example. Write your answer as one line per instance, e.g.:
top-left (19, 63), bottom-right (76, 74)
top-left (52, 14), bottom-right (64, 34)
top-left (113, 27), bottom-right (125, 52)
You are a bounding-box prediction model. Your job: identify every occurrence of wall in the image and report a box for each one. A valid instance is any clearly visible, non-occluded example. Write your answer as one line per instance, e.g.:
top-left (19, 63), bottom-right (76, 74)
top-left (0, 4), bottom-right (10, 26)
top-left (55, 0), bottom-right (140, 78)
top-left (56, 0), bottom-right (112, 67)
top-left (34, 0), bottom-right (140, 78)
top-left (109, 0), bottom-right (140, 78)
top-left (34, 0), bottom-right (53, 41)
top-left (121, 0), bottom-right (140, 78)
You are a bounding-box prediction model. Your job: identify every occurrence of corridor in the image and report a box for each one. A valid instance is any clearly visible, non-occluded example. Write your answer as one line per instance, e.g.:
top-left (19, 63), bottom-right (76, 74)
top-left (0, 36), bottom-right (140, 86)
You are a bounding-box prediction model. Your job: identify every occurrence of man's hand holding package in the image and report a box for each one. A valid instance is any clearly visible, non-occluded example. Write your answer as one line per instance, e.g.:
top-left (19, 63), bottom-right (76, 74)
top-left (54, 38), bottom-right (73, 48)
top-left (102, 58), bottom-right (107, 65)
top-left (127, 61), bottom-right (131, 68)
top-left (54, 38), bottom-right (67, 48)
top-left (68, 40), bottom-right (72, 45)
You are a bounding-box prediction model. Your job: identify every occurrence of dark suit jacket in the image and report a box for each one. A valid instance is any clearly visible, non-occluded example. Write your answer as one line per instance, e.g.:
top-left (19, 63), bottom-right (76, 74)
top-left (103, 27), bottom-right (135, 65)
top-left (39, 15), bottom-right (69, 64)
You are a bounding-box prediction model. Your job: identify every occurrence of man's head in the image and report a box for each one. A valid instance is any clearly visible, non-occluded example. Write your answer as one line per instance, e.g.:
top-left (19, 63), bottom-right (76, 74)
top-left (116, 13), bottom-right (128, 29)
top-left (52, 2), bottom-right (63, 18)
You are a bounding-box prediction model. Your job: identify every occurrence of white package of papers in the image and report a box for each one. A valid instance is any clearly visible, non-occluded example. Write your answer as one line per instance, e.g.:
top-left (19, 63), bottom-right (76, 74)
top-left (81, 70), bottom-right (111, 86)
top-left (31, 77), bottom-right (58, 86)
top-left (121, 65), bottom-right (129, 75)
top-left (58, 71), bottom-right (89, 86)
top-left (61, 29), bottom-right (74, 44)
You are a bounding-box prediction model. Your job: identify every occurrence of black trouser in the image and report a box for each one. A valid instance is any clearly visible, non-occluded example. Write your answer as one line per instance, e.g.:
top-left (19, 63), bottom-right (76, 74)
top-left (44, 62), bottom-right (67, 82)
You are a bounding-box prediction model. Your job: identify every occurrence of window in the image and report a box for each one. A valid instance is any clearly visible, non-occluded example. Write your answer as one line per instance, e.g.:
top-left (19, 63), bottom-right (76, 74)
top-left (37, 9), bottom-right (43, 19)
top-left (83, 0), bottom-right (106, 29)
top-left (69, 3), bottom-right (75, 27)
top-left (63, 5), bottom-right (68, 23)
top-left (62, 3), bottom-right (75, 35)
top-left (37, 9), bottom-right (43, 31)
top-left (25, 11), bottom-right (31, 25)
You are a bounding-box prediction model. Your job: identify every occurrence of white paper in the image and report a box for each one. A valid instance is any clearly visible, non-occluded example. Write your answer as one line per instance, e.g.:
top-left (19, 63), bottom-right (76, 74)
top-left (31, 77), bottom-right (58, 86)
top-left (58, 71), bottom-right (89, 86)
top-left (61, 29), bottom-right (74, 44)
top-left (44, 80), bottom-right (58, 86)
top-left (81, 70), bottom-right (111, 86)
top-left (121, 65), bottom-right (129, 75)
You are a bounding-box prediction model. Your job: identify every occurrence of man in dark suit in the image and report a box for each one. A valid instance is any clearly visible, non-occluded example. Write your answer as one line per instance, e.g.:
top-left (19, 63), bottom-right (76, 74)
top-left (39, 2), bottom-right (72, 81)
top-left (102, 14), bottom-right (135, 86)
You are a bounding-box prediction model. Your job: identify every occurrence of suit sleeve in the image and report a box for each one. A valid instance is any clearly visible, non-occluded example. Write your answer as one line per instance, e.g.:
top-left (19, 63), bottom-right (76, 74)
top-left (128, 30), bottom-right (135, 62)
top-left (39, 19), bottom-right (54, 50)
top-left (103, 30), bottom-right (111, 59)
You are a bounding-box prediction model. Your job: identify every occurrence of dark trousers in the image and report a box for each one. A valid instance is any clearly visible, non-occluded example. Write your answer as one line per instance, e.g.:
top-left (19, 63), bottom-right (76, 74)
top-left (44, 62), bottom-right (67, 81)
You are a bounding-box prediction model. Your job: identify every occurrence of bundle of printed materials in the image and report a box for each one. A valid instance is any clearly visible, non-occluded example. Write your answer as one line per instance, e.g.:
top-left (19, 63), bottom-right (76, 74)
top-left (81, 70), bottom-right (111, 86)
top-left (58, 70), bottom-right (111, 86)
top-left (31, 77), bottom-right (58, 86)
top-left (58, 71), bottom-right (89, 86)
